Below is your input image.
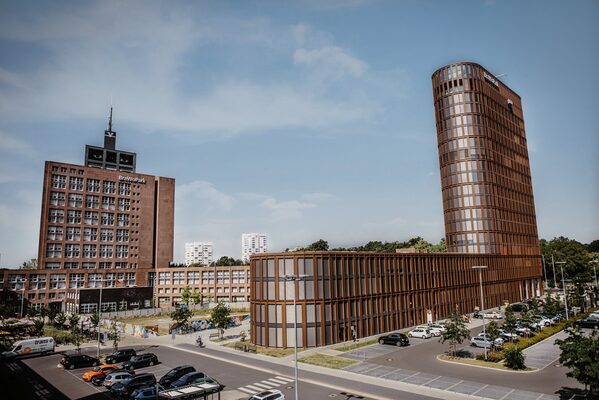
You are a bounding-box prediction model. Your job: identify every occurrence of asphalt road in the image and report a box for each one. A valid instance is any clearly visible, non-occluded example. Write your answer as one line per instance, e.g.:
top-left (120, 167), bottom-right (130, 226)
top-left (16, 344), bottom-right (443, 400)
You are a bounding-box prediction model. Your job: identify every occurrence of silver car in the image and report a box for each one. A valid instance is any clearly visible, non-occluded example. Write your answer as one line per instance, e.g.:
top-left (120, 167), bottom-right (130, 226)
top-left (103, 371), bottom-right (133, 388)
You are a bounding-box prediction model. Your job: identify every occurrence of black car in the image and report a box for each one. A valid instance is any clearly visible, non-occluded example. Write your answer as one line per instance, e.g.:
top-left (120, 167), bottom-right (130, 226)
top-left (171, 371), bottom-right (206, 388)
top-left (122, 353), bottom-right (159, 370)
top-left (60, 354), bottom-right (100, 370)
top-left (575, 317), bottom-right (599, 329)
top-left (159, 365), bottom-right (196, 388)
top-left (378, 332), bottom-right (409, 347)
top-left (105, 349), bottom-right (136, 364)
top-left (110, 373), bottom-right (156, 398)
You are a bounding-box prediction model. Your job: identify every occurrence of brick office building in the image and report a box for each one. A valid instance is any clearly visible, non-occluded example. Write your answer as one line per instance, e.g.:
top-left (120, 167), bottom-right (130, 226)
top-left (0, 110), bottom-right (174, 313)
top-left (250, 62), bottom-right (543, 348)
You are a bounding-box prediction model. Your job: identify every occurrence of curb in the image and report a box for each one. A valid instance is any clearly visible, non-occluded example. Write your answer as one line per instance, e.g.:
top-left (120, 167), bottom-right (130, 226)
top-left (436, 354), bottom-right (538, 374)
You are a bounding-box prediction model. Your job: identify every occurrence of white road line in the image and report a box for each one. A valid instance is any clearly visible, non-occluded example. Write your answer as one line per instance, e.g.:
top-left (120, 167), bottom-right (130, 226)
top-left (499, 389), bottom-right (515, 400)
top-left (423, 376), bottom-right (441, 386)
top-left (244, 384), bottom-right (263, 392)
top-left (471, 384), bottom-right (488, 396)
top-left (260, 380), bottom-right (279, 387)
top-left (252, 382), bottom-right (274, 389)
top-left (275, 376), bottom-right (294, 382)
top-left (238, 387), bottom-right (257, 394)
top-left (267, 378), bottom-right (288, 384)
top-left (445, 379), bottom-right (464, 391)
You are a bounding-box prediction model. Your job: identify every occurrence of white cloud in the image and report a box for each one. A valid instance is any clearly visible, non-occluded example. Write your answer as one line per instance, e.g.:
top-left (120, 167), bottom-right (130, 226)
top-left (177, 181), bottom-right (234, 211)
top-left (294, 46), bottom-right (368, 77)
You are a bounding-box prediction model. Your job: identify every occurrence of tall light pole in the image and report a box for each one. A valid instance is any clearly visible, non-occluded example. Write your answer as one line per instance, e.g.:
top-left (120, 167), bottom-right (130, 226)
top-left (551, 255), bottom-right (557, 289)
top-left (97, 280), bottom-right (105, 358)
top-left (542, 254), bottom-right (548, 290)
top-left (285, 274), bottom-right (307, 400)
top-left (19, 278), bottom-right (27, 318)
top-left (472, 266), bottom-right (488, 360)
top-left (556, 261), bottom-right (568, 319)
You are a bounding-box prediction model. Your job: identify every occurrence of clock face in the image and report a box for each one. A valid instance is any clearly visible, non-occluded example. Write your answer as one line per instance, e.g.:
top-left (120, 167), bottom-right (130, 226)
top-left (105, 130), bottom-right (115, 138)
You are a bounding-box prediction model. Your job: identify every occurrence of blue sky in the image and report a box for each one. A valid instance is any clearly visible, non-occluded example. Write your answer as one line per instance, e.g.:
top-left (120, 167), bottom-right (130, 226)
top-left (0, 0), bottom-right (597, 266)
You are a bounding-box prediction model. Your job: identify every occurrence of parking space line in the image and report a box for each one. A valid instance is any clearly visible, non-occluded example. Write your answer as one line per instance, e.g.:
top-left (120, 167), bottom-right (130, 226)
top-left (499, 389), bottom-right (515, 400)
top-left (445, 379), bottom-right (464, 391)
top-left (378, 368), bottom-right (399, 379)
top-left (422, 376), bottom-right (441, 386)
top-left (471, 384), bottom-right (488, 396)
top-left (399, 371), bottom-right (420, 382)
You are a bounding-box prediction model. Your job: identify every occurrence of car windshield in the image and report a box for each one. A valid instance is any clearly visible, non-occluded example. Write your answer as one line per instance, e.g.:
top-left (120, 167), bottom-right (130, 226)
top-left (130, 356), bottom-right (140, 362)
top-left (92, 366), bottom-right (101, 372)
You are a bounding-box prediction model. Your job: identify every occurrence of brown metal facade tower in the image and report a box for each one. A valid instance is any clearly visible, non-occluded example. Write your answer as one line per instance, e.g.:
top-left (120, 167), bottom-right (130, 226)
top-left (432, 62), bottom-right (540, 256)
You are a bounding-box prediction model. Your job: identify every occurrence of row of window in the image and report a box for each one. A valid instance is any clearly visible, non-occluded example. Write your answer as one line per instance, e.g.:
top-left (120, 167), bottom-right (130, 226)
top-left (49, 192), bottom-right (131, 211)
top-left (157, 286), bottom-right (247, 294)
top-left (157, 270), bottom-right (249, 285)
top-left (46, 244), bottom-right (131, 258)
top-left (47, 227), bottom-right (129, 242)
top-left (44, 262), bottom-right (135, 269)
top-left (48, 209), bottom-right (131, 226)
top-left (51, 175), bottom-right (131, 195)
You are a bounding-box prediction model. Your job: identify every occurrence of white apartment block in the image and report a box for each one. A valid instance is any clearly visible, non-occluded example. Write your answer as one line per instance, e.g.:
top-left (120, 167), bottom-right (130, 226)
top-left (185, 242), bottom-right (213, 266)
top-left (241, 233), bottom-right (268, 262)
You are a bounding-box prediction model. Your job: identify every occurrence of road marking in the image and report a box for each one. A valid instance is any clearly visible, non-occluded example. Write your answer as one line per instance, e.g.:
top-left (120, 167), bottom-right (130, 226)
top-left (275, 376), bottom-right (294, 382)
top-left (445, 380), bottom-right (463, 391)
top-left (499, 389), bottom-right (515, 400)
top-left (471, 384), bottom-right (488, 396)
top-left (399, 371), bottom-right (420, 382)
top-left (260, 379), bottom-right (280, 387)
top-left (422, 376), bottom-right (441, 386)
top-left (267, 378), bottom-right (289, 384)
top-left (253, 382), bottom-right (274, 389)
top-left (243, 384), bottom-right (263, 392)
top-left (238, 387), bottom-right (256, 394)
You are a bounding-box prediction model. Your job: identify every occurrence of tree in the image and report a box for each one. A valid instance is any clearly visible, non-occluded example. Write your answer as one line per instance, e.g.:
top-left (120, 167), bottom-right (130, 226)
top-left (54, 312), bottom-right (67, 329)
top-left (19, 259), bottom-right (38, 270)
top-left (210, 302), bottom-right (231, 339)
top-left (68, 314), bottom-right (82, 353)
top-left (170, 305), bottom-right (193, 332)
top-left (542, 293), bottom-right (562, 317)
top-left (33, 317), bottom-right (45, 336)
top-left (90, 312), bottom-right (100, 332)
top-left (181, 286), bottom-right (192, 306)
top-left (212, 256), bottom-right (244, 266)
top-left (307, 239), bottom-right (329, 251)
top-left (190, 290), bottom-right (201, 305)
top-left (502, 307), bottom-right (518, 342)
top-left (439, 311), bottom-right (471, 357)
top-left (107, 320), bottom-right (121, 353)
top-left (504, 344), bottom-right (526, 370)
top-left (540, 237), bottom-right (594, 283)
top-left (46, 307), bottom-right (58, 324)
top-left (485, 321), bottom-right (501, 350)
top-left (519, 309), bottom-right (533, 336)
top-left (556, 327), bottom-right (599, 395)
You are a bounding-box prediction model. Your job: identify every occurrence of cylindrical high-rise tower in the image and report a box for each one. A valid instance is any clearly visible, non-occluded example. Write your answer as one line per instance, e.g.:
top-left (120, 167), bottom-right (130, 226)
top-left (432, 62), bottom-right (539, 255)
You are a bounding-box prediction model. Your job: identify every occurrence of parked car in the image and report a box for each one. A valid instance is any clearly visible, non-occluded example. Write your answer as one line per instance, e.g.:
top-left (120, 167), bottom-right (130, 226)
top-left (82, 364), bottom-right (118, 381)
top-left (417, 325), bottom-right (441, 337)
top-left (248, 390), bottom-right (286, 400)
top-left (378, 332), bottom-right (410, 346)
top-left (428, 323), bottom-right (447, 333)
top-left (130, 386), bottom-right (157, 400)
top-left (498, 330), bottom-right (519, 342)
top-left (408, 328), bottom-right (432, 339)
top-left (575, 317), bottom-right (599, 329)
top-left (158, 365), bottom-right (196, 388)
top-left (473, 311), bottom-right (483, 319)
top-left (122, 353), bottom-right (159, 370)
top-left (103, 371), bottom-right (135, 388)
top-left (589, 312), bottom-right (599, 319)
top-left (111, 373), bottom-right (156, 398)
top-left (171, 371), bottom-right (206, 388)
top-left (538, 316), bottom-right (555, 326)
top-left (470, 336), bottom-right (504, 348)
top-left (59, 354), bottom-right (100, 370)
top-left (104, 349), bottom-right (136, 364)
top-left (483, 311), bottom-right (503, 319)
top-left (1, 337), bottom-right (55, 358)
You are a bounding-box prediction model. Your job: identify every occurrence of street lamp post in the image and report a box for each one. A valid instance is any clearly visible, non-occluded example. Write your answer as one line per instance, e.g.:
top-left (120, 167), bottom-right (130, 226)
top-left (542, 254), bottom-right (548, 290)
top-left (472, 266), bottom-right (488, 360)
top-left (19, 278), bottom-right (28, 318)
top-left (551, 255), bottom-right (557, 289)
top-left (556, 261), bottom-right (568, 319)
top-left (285, 274), bottom-right (307, 400)
top-left (591, 260), bottom-right (598, 288)
top-left (97, 280), bottom-right (105, 358)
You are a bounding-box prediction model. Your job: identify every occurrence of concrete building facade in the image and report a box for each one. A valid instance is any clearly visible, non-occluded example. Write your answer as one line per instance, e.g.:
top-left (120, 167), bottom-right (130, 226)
top-left (242, 233), bottom-right (268, 263)
top-left (184, 242), bottom-right (214, 266)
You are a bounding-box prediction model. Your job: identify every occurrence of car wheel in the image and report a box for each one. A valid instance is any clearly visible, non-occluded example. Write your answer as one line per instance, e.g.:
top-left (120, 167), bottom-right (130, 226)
top-left (69, 364), bottom-right (75, 370)
top-left (471, 342), bottom-right (477, 347)
top-left (396, 341), bottom-right (401, 347)
top-left (379, 339), bottom-right (384, 345)
top-left (408, 333), bottom-right (412, 338)
top-left (149, 361), bottom-right (155, 366)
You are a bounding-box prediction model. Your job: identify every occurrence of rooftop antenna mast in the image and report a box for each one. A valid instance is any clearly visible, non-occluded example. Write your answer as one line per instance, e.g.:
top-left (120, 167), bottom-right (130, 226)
top-left (108, 96), bottom-right (113, 132)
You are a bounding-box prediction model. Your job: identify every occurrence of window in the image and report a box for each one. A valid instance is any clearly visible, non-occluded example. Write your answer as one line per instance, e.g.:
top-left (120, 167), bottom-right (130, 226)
top-left (117, 214), bottom-right (129, 227)
top-left (100, 245), bottom-right (113, 258)
top-left (158, 272), bottom-right (171, 285)
top-left (117, 198), bottom-right (130, 211)
top-left (47, 226), bottom-right (63, 241)
top-left (83, 227), bottom-right (97, 241)
top-left (88, 273), bottom-right (102, 288)
top-left (46, 244), bottom-right (62, 258)
top-left (83, 244), bottom-right (97, 258)
top-left (125, 272), bottom-right (135, 287)
top-left (69, 177), bottom-right (84, 191)
top-left (118, 182), bottom-right (131, 196)
top-left (86, 195), bottom-right (99, 208)
top-left (103, 181), bottom-right (116, 194)
top-left (81, 303), bottom-right (98, 313)
top-left (29, 275), bottom-right (46, 290)
top-left (45, 262), bottom-right (60, 270)
top-left (84, 211), bottom-right (98, 225)
top-left (116, 229), bottom-right (129, 242)
top-left (48, 209), bottom-right (64, 223)
top-left (67, 210), bottom-right (81, 224)
top-left (202, 271), bottom-right (214, 284)
top-left (49, 274), bottom-right (66, 289)
top-left (100, 228), bottom-right (114, 242)
top-left (69, 274), bottom-right (85, 288)
top-left (173, 272), bottom-right (185, 285)
top-left (217, 271), bottom-right (229, 284)
top-left (105, 273), bottom-right (116, 287)
top-left (51, 174), bottom-right (67, 189)
top-left (68, 193), bottom-right (83, 207)
top-left (82, 262), bottom-right (96, 269)
top-left (101, 212), bottom-right (114, 226)
top-left (64, 244), bottom-right (80, 258)
top-left (66, 227), bottom-right (81, 241)
top-left (87, 179), bottom-right (101, 192)
top-left (232, 270), bottom-right (244, 284)
top-left (102, 196), bottom-right (115, 210)
top-left (188, 271), bottom-right (200, 284)
top-left (50, 191), bottom-right (65, 206)
top-left (115, 262), bottom-right (128, 269)
top-left (64, 262), bottom-right (79, 269)
top-left (99, 262), bottom-right (113, 269)
top-left (115, 245), bottom-right (128, 258)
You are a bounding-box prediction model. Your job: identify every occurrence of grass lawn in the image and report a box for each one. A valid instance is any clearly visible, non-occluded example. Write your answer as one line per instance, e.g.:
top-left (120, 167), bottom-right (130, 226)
top-left (334, 338), bottom-right (379, 352)
top-left (223, 341), bottom-right (301, 357)
top-left (299, 353), bottom-right (358, 369)
top-left (438, 355), bottom-right (535, 372)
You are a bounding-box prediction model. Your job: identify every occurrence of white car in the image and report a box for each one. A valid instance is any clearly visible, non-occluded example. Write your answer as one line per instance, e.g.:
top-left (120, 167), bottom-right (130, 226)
top-left (248, 389), bottom-right (285, 400)
top-left (417, 325), bottom-right (442, 337)
top-left (499, 329), bottom-right (519, 341)
top-left (538, 316), bottom-right (554, 326)
top-left (483, 311), bottom-right (503, 319)
top-left (408, 328), bottom-right (432, 339)
top-left (428, 324), bottom-right (447, 333)
top-left (470, 336), bottom-right (504, 348)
